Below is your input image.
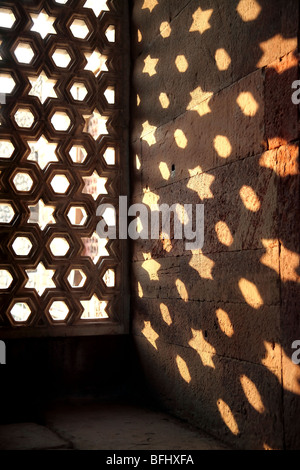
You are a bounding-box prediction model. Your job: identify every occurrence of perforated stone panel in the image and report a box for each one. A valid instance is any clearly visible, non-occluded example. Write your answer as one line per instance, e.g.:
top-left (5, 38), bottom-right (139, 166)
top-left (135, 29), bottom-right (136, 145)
top-left (0, 0), bottom-right (127, 332)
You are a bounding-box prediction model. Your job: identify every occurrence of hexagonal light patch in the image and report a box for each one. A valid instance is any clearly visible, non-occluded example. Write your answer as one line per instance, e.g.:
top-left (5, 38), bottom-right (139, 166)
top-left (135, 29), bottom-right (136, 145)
top-left (49, 301), bottom-right (69, 321)
top-left (10, 303), bottom-right (31, 322)
top-left (51, 111), bottom-right (71, 131)
top-left (14, 108), bottom-right (35, 128)
top-left (105, 25), bottom-right (115, 42)
top-left (0, 73), bottom-right (16, 94)
top-left (12, 237), bottom-right (33, 256)
top-left (50, 174), bottom-right (70, 194)
top-left (0, 203), bottom-right (15, 223)
top-left (0, 269), bottom-right (13, 289)
top-left (70, 82), bottom-right (88, 101)
top-left (50, 237), bottom-right (70, 256)
top-left (68, 269), bottom-right (87, 288)
top-left (80, 295), bottom-right (108, 320)
top-left (103, 269), bottom-right (115, 287)
top-left (0, 140), bottom-right (15, 159)
top-left (69, 145), bottom-right (87, 164)
top-left (70, 19), bottom-right (90, 39)
top-left (52, 48), bottom-right (72, 68)
top-left (103, 147), bottom-right (115, 165)
top-left (13, 172), bottom-right (33, 192)
top-left (0, 8), bottom-right (16, 29)
top-left (14, 42), bottom-right (35, 64)
top-left (67, 206), bottom-right (88, 226)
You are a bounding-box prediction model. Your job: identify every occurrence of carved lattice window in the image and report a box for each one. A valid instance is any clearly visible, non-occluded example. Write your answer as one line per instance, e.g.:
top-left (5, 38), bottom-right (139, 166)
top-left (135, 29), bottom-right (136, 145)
top-left (0, 0), bottom-right (129, 336)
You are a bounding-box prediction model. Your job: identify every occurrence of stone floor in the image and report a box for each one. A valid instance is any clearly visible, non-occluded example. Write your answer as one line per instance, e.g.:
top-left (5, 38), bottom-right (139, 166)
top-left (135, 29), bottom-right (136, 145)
top-left (0, 400), bottom-right (229, 450)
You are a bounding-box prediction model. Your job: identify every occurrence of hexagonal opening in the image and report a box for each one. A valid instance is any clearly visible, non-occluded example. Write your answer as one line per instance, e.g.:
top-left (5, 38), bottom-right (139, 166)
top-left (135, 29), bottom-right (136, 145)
top-left (49, 301), bottom-right (69, 321)
top-left (55, 0), bottom-right (68, 3)
top-left (50, 237), bottom-right (70, 256)
top-left (14, 42), bottom-right (35, 64)
top-left (105, 25), bottom-right (115, 42)
top-left (13, 172), bottom-right (33, 192)
top-left (103, 147), bottom-right (115, 165)
top-left (14, 108), bottom-right (35, 128)
top-left (0, 140), bottom-right (15, 159)
top-left (50, 174), bottom-right (70, 194)
top-left (70, 18), bottom-right (90, 39)
top-left (0, 203), bottom-right (15, 223)
top-left (67, 206), bottom-right (88, 226)
top-left (10, 302), bottom-right (31, 322)
top-left (69, 145), bottom-right (87, 164)
top-left (80, 295), bottom-right (108, 319)
top-left (0, 269), bottom-right (13, 289)
top-left (104, 86), bottom-right (115, 105)
top-left (103, 268), bottom-right (115, 287)
top-left (68, 269), bottom-right (87, 288)
top-left (0, 73), bottom-right (16, 94)
top-left (12, 236), bottom-right (33, 256)
top-left (52, 48), bottom-right (72, 68)
top-left (70, 82), bottom-right (88, 101)
top-left (51, 111), bottom-right (71, 131)
top-left (0, 8), bottom-right (16, 29)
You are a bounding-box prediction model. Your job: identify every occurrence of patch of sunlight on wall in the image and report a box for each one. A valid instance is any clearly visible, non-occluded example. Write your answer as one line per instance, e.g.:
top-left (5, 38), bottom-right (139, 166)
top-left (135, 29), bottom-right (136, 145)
top-left (136, 154), bottom-right (141, 170)
top-left (142, 0), bottom-right (158, 13)
top-left (142, 189), bottom-right (159, 207)
top-left (160, 303), bottom-right (172, 326)
top-left (257, 34), bottom-right (297, 68)
top-left (175, 55), bottom-right (188, 73)
top-left (160, 232), bottom-right (173, 253)
top-left (236, 92), bottom-right (259, 117)
top-left (236, 0), bottom-right (261, 22)
top-left (240, 375), bottom-right (265, 414)
top-left (189, 329), bottom-right (216, 369)
top-left (189, 253), bottom-right (215, 280)
top-left (175, 279), bottom-right (189, 302)
top-left (213, 135), bottom-right (232, 159)
top-left (262, 342), bottom-right (300, 395)
top-left (259, 147), bottom-right (299, 177)
top-left (176, 355), bottom-right (191, 384)
top-left (159, 92), bottom-right (170, 109)
top-left (216, 308), bottom-right (234, 337)
top-left (189, 6), bottom-right (213, 35)
top-left (187, 169), bottom-right (215, 201)
top-left (137, 29), bottom-right (142, 42)
top-left (138, 282), bottom-right (143, 298)
top-left (174, 129), bottom-right (187, 149)
top-left (215, 48), bottom-right (231, 71)
top-left (238, 278), bottom-right (264, 309)
top-left (142, 321), bottom-right (159, 350)
top-left (141, 121), bottom-right (157, 146)
top-left (215, 221), bottom-right (234, 247)
top-left (159, 162), bottom-right (170, 180)
top-left (239, 185), bottom-right (261, 212)
top-left (160, 21), bottom-right (171, 38)
top-left (187, 86), bottom-right (213, 116)
top-left (141, 258), bottom-right (160, 281)
top-left (143, 55), bottom-right (159, 76)
top-left (217, 399), bottom-right (240, 435)
top-left (137, 94), bottom-right (141, 106)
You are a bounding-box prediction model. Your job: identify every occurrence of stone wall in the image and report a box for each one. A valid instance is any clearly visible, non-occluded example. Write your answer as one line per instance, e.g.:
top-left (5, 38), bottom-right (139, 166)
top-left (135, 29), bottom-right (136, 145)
top-left (130, 0), bottom-right (300, 449)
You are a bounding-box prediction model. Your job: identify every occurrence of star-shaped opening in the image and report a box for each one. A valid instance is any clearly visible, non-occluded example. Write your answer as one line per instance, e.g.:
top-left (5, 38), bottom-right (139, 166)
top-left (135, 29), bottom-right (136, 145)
top-left (81, 232), bottom-right (109, 264)
top-left (25, 262), bottom-right (55, 296)
top-left (83, 109), bottom-right (109, 139)
top-left (29, 72), bottom-right (57, 105)
top-left (27, 135), bottom-right (58, 170)
top-left (28, 199), bottom-right (55, 230)
top-left (30, 10), bottom-right (57, 39)
top-left (82, 171), bottom-right (108, 201)
top-left (83, 0), bottom-right (109, 17)
top-left (80, 295), bottom-right (108, 320)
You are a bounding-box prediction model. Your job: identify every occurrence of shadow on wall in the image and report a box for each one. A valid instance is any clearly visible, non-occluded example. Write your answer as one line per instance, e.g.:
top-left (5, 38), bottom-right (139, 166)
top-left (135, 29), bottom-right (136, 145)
top-left (130, 0), bottom-right (300, 450)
